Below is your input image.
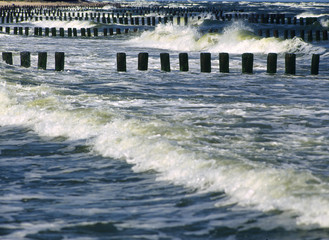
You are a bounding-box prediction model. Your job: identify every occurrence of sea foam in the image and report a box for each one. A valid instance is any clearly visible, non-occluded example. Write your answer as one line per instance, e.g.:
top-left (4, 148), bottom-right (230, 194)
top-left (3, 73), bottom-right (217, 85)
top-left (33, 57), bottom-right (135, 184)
top-left (128, 21), bottom-right (326, 55)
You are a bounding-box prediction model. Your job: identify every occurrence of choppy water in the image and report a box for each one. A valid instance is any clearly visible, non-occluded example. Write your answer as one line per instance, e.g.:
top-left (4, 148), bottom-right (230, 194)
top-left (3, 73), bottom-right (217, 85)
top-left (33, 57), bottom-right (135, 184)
top-left (1, 1), bottom-right (329, 239)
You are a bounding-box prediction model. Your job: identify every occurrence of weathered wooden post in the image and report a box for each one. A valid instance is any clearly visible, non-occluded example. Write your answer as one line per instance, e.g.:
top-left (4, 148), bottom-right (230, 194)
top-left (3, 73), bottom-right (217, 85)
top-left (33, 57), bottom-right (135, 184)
top-left (311, 54), bottom-right (319, 75)
top-left (93, 28), bottom-right (98, 37)
top-left (55, 52), bottom-right (65, 71)
top-left (200, 52), bottom-right (211, 72)
top-left (20, 51), bottom-right (31, 68)
top-left (219, 52), bottom-right (229, 73)
top-left (242, 53), bottom-right (253, 74)
top-left (68, 28), bottom-right (72, 37)
top-left (38, 52), bottom-right (47, 70)
top-left (51, 27), bottom-right (56, 37)
top-left (179, 53), bottom-right (189, 72)
top-left (2, 52), bottom-right (13, 65)
top-left (285, 53), bottom-right (296, 75)
top-left (160, 53), bottom-right (170, 72)
top-left (117, 52), bottom-right (126, 72)
top-left (81, 28), bottom-right (86, 37)
top-left (60, 27), bottom-right (64, 37)
top-left (267, 53), bottom-right (277, 74)
top-left (273, 29), bottom-right (279, 38)
top-left (138, 52), bottom-right (148, 71)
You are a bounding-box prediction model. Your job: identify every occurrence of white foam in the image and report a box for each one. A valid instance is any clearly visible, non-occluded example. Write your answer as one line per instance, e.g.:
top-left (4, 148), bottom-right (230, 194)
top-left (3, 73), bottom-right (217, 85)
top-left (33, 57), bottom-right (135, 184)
top-left (127, 22), bottom-right (326, 55)
top-left (1, 81), bottom-right (329, 229)
top-left (27, 20), bottom-right (97, 30)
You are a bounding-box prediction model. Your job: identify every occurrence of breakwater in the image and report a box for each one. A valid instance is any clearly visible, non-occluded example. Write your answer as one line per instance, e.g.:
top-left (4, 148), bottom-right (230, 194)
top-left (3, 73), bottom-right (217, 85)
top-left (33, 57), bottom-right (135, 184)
top-left (1, 51), bottom-right (322, 75)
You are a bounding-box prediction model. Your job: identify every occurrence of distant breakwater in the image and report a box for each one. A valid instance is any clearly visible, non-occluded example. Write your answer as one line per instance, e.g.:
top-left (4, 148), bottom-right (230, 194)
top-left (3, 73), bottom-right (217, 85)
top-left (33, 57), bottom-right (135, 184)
top-left (0, 3), bottom-right (327, 75)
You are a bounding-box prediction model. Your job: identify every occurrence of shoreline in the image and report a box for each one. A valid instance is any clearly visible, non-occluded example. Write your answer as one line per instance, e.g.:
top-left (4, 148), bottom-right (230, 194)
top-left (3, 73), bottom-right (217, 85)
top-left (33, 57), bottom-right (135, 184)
top-left (0, 0), bottom-right (108, 7)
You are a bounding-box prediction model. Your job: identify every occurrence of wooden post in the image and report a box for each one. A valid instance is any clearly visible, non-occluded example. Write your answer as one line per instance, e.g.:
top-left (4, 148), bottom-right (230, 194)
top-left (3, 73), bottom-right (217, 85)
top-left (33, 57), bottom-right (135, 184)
top-left (273, 29), bottom-right (279, 38)
top-left (160, 53), bottom-right (170, 72)
top-left (55, 52), bottom-right (65, 71)
top-left (20, 51), bottom-right (31, 68)
top-left (81, 28), bottom-right (86, 37)
top-left (60, 27), bottom-right (64, 37)
top-left (179, 53), bottom-right (189, 72)
top-left (138, 52), bottom-right (148, 71)
top-left (68, 28), bottom-right (72, 37)
top-left (117, 52), bottom-right (126, 72)
top-left (267, 53), bottom-right (277, 74)
top-left (2, 52), bottom-right (13, 65)
top-left (93, 28), bottom-right (98, 37)
top-left (38, 52), bottom-right (47, 70)
top-left (311, 54), bottom-right (319, 75)
top-left (219, 53), bottom-right (229, 73)
top-left (285, 53), bottom-right (296, 75)
top-left (51, 27), bottom-right (56, 37)
top-left (242, 53), bottom-right (253, 74)
top-left (200, 52), bottom-right (211, 73)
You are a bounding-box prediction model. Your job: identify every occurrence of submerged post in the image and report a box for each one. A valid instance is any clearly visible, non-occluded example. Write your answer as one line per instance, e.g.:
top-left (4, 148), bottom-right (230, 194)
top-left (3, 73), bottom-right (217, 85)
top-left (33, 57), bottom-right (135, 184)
top-left (160, 53), bottom-right (170, 72)
top-left (219, 52), bottom-right (229, 73)
top-left (138, 52), bottom-right (148, 71)
top-left (179, 53), bottom-right (189, 72)
top-left (311, 54), bottom-right (319, 75)
top-left (200, 52), bottom-right (211, 73)
top-left (55, 52), bottom-right (65, 71)
top-left (267, 53), bottom-right (277, 74)
top-left (117, 52), bottom-right (126, 72)
top-left (285, 53), bottom-right (296, 75)
top-left (38, 52), bottom-right (47, 70)
top-left (242, 53), bottom-right (254, 74)
top-left (20, 51), bottom-right (31, 68)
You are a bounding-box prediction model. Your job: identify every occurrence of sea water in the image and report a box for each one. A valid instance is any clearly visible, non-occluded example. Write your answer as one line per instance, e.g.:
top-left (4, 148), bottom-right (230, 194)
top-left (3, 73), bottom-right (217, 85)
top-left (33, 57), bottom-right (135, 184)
top-left (0, 1), bottom-right (329, 239)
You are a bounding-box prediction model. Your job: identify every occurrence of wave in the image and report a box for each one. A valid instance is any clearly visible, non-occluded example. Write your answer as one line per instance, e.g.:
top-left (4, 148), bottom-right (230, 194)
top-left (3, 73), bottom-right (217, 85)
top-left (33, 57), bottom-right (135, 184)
top-left (0, 80), bottom-right (329, 229)
top-left (26, 20), bottom-right (98, 30)
top-left (127, 21), bottom-right (326, 54)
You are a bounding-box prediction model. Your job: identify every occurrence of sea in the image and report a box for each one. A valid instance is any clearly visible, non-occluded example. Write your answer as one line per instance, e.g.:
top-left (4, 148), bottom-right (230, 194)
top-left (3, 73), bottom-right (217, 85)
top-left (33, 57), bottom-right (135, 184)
top-left (0, 0), bottom-right (329, 239)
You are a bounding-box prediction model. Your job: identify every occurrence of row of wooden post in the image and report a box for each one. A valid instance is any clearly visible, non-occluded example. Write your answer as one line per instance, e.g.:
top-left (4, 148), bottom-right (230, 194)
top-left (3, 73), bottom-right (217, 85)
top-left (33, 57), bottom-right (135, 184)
top-left (1, 51), bottom-right (320, 75)
top-left (117, 52), bottom-right (320, 75)
top-left (258, 29), bottom-right (328, 42)
top-left (2, 51), bottom-right (64, 71)
top-left (1, 26), bottom-right (134, 37)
